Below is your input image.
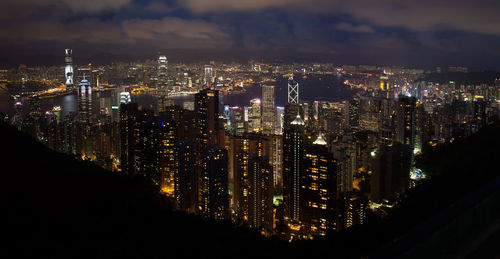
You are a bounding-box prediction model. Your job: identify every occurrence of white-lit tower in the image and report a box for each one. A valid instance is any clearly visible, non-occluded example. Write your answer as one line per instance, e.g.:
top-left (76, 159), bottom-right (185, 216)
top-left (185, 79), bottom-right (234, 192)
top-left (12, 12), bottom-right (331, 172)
top-left (204, 65), bottom-right (214, 87)
top-left (287, 75), bottom-right (299, 104)
top-left (157, 55), bottom-right (168, 90)
top-left (65, 49), bottom-right (74, 86)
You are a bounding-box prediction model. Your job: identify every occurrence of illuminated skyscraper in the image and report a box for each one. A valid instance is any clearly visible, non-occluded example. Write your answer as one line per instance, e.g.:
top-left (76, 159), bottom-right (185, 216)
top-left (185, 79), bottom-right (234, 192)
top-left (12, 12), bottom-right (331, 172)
top-left (395, 96), bottom-right (416, 151)
top-left (78, 76), bottom-right (92, 124)
top-left (249, 98), bottom-right (261, 133)
top-left (195, 88), bottom-right (221, 151)
top-left (204, 65), bottom-right (214, 87)
top-left (200, 147), bottom-right (229, 220)
top-left (302, 134), bottom-right (337, 236)
top-left (287, 76), bottom-right (299, 104)
top-left (157, 55), bottom-right (169, 112)
top-left (231, 135), bottom-right (269, 221)
top-left (64, 49), bottom-right (73, 86)
top-left (157, 55), bottom-right (168, 90)
top-left (262, 85), bottom-right (275, 135)
top-left (283, 113), bottom-right (305, 225)
top-left (174, 140), bottom-right (197, 213)
top-left (248, 153), bottom-right (273, 232)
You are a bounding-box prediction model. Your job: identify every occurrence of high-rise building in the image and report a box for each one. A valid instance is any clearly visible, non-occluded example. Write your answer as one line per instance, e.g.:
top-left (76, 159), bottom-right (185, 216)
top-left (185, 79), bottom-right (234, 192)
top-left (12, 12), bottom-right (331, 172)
top-left (249, 98), bottom-right (261, 133)
top-left (287, 76), bottom-right (299, 104)
top-left (283, 113), bottom-right (305, 225)
top-left (262, 85), bottom-right (275, 135)
top-left (370, 142), bottom-right (411, 203)
top-left (231, 134), bottom-right (269, 220)
top-left (301, 134), bottom-right (337, 236)
top-left (64, 48), bottom-right (73, 86)
top-left (348, 97), bottom-right (360, 131)
top-left (200, 147), bottom-right (229, 220)
top-left (157, 55), bottom-right (168, 90)
top-left (395, 96), bottom-right (416, 151)
top-left (204, 65), bottom-right (214, 87)
top-left (174, 140), bottom-right (197, 213)
top-left (157, 118), bottom-right (177, 195)
top-left (229, 106), bottom-right (245, 136)
top-left (119, 103), bottom-right (139, 175)
top-left (248, 153), bottom-right (274, 232)
top-left (359, 96), bottom-right (381, 132)
top-left (343, 192), bottom-right (368, 230)
top-left (195, 88), bottom-right (221, 151)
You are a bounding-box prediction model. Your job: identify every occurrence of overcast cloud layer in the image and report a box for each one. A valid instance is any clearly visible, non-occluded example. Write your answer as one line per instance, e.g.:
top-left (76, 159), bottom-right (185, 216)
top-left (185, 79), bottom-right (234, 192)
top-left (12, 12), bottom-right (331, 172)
top-left (0, 0), bottom-right (499, 68)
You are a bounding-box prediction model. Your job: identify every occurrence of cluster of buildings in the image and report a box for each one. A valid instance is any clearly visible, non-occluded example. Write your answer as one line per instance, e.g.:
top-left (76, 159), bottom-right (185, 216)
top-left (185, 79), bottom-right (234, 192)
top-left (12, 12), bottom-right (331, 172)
top-left (3, 51), bottom-right (500, 241)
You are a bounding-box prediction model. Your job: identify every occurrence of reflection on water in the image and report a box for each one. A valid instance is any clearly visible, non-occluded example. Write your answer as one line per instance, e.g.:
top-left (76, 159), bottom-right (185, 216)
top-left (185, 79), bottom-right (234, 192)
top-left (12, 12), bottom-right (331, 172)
top-left (0, 74), bottom-right (352, 118)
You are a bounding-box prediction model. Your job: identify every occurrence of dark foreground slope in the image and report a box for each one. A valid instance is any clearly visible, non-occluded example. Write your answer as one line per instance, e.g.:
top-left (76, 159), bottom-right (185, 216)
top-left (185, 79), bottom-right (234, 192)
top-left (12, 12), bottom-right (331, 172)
top-left (1, 121), bottom-right (499, 258)
top-left (0, 122), bottom-right (287, 258)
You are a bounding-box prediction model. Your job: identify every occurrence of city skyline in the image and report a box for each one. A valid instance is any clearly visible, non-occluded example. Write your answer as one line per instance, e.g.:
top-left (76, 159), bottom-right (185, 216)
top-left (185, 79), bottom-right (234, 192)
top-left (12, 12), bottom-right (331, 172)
top-left (1, 1), bottom-right (500, 257)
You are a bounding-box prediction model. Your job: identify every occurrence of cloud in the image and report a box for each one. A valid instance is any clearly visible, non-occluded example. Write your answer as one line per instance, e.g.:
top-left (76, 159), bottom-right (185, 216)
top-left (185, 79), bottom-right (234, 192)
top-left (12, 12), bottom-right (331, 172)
top-left (122, 17), bottom-right (230, 48)
top-left (334, 22), bottom-right (374, 33)
top-left (179, 0), bottom-right (500, 36)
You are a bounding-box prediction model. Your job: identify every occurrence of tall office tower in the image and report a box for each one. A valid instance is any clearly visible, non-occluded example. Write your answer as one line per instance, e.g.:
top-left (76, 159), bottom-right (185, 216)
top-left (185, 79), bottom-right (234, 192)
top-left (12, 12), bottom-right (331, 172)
top-left (287, 76), bottom-right (299, 104)
top-left (248, 154), bottom-right (274, 232)
top-left (157, 118), bottom-right (177, 195)
top-left (195, 88), bottom-right (221, 151)
top-left (131, 110), bottom-right (160, 181)
top-left (267, 135), bottom-right (283, 188)
top-left (347, 97), bottom-right (360, 131)
top-left (78, 76), bottom-right (92, 124)
top-left (334, 146), bottom-right (355, 196)
top-left (174, 140), bottom-right (197, 213)
top-left (301, 134), bottom-right (337, 236)
top-left (229, 106), bottom-right (245, 136)
top-left (249, 98), bottom-right (261, 133)
top-left (472, 98), bottom-right (486, 132)
top-left (370, 142), bottom-right (411, 203)
top-left (283, 113), bottom-right (305, 227)
top-left (11, 101), bottom-right (23, 130)
top-left (231, 135), bottom-right (269, 220)
top-left (262, 85), bottom-right (275, 135)
top-left (157, 55), bottom-right (168, 90)
top-left (395, 96), bottom-right (416, 151)
top-left (157, 55), bottom-right (169, 112)
top-left (343, 192), bottom-right (368, 230)
top-left (276, 106), bottom-right (285, 135)
top-left (359, 96), bottom-right (381, 132)
top-left (200, 147), bottom-right (229, 220)
top-left (119, 103), bottom-right (139, 175)
top-left (204, 65), bottom-right (214, 87)
top-left (64, 48), bottom-right (73, 86)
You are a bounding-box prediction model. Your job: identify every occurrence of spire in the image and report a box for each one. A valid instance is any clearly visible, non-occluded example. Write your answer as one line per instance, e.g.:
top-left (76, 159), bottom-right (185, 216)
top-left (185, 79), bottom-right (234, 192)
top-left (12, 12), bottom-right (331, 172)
top-left (313, 133), bottom-right (327, 145)
top-left (290, 113), bottom-right (305, 125)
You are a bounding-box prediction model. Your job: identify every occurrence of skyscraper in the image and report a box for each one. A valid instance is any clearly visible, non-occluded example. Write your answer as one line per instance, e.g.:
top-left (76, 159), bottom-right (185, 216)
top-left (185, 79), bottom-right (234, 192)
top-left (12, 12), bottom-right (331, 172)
top-left (283, 113), bottom-right (305, 225)
top-left (64, 48), bottom-right (73, 86)
top-left (248, 153), bottom-right (273, 232)
top-left (195, 88), bottom-right (221, 151)
top-left (301, 134), bottom-right (337, 236)
top-left (395, 96), bottom-right (416, 151)
top-left (262, 85), bottom-right (275, 135)
top-left (200, 147), bottom-right (229, 220)
top-left (287, 76), bottom-right (299, 104)
top-left (174, 140), bottom-right (197, 213)
top-left (249, 98), bottom-right (261, 133)
top-left (157, 55), bottom-right (168, 90)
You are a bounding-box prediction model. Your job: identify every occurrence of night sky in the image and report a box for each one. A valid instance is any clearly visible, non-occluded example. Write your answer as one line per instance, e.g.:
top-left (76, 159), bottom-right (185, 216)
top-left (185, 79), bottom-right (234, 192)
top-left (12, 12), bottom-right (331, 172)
top-left (1, 0), bottom-right (500, 68)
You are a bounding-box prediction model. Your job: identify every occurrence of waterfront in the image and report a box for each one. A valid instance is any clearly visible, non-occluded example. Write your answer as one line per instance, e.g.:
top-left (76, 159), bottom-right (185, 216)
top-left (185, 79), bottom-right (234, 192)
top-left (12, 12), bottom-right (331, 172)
top-left (0, 74), bottom-right (353, 118)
